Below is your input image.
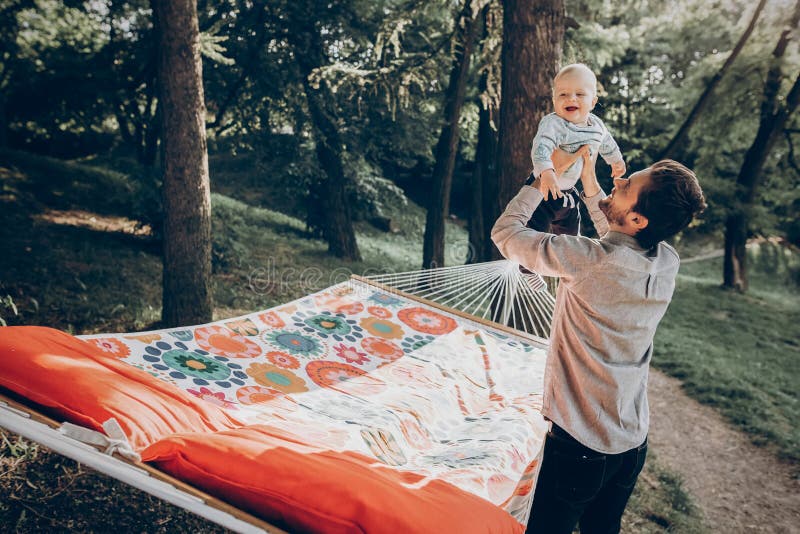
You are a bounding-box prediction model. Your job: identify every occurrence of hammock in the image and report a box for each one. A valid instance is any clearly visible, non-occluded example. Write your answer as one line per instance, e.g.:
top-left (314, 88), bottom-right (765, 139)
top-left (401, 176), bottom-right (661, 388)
top-left (0, 261), bottom-right (555, 533)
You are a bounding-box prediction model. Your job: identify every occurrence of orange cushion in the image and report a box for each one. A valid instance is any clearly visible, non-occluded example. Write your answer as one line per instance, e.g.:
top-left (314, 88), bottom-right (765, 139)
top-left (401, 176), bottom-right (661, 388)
top-left (143, 424), bottom-right (525, 534)
top-left (0, 326), bottom-right (241, 450)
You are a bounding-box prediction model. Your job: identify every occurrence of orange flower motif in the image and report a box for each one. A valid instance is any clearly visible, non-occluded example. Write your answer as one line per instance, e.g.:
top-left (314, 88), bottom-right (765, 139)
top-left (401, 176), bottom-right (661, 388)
top-left (88, 337), bottom-right (130, 359)
top-left (236, 385), bottom-right (282, 405)
top-left (397, 307), bottom-right (456, 335)
top-left (336, 301), bottom-right (365, 315)
top-left (246, 362), bottom-right (308, 394)
top-left (266, 351), bottom-right (300, 370)
top-left (361, 337), bottom-right (403, 362)
top-left (367, 306), bottom-right (392, 319)
top-left (195, 325), bottom-right (262, 358)
top-left (359, 316), bottom-right (404, 340)
top-left (258, 311), bottom-right (285, 329)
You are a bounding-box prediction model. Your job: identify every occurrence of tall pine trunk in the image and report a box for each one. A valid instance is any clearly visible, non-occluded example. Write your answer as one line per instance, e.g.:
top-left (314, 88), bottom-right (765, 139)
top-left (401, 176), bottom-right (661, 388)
top-left (422, 0), bottom-right (481, 269)
top-left (494, 0), bottom-right (564, 259)
top-left (468, 68), bottom-right (499, 263)
top-left (723, 0), bottom-right (800, 291)
top-left (153, 0), bottom-right (214, 326)
top-left (287, 11), bottom-right (361, 261)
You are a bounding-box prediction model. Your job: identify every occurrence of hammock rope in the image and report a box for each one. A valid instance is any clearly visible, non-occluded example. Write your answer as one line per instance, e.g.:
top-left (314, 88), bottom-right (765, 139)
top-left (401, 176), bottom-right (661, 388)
top-left (366, 260), bottom-right (555, 340)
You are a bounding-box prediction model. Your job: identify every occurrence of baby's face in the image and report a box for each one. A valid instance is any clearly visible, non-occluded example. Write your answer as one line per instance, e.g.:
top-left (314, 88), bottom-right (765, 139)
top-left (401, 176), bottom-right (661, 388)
top-left (552, 72), bottom-right (597, 124)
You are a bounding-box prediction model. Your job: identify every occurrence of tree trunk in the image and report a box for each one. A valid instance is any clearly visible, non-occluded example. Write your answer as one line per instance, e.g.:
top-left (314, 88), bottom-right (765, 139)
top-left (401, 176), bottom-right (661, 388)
top-left (468, 69), bottom-right (499, 263)
top-left (659, 0), bottom-right (767, 160)
top-left (153, 0), bottom-right (214, 326)
top-left (302, 83), bottom-right (363, 261)
top-left (286, 12), bottom-right (361, 261)
top-left (493, 0), bottom-right (564, 260)
top-left (422, 0), bottom-right (481, 269)
top-left (723, 0), bottom-right (800, 291)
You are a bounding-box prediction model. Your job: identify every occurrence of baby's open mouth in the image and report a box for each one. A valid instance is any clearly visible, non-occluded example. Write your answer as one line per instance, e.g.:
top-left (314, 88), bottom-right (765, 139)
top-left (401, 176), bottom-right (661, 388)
top-left (565, 106), bottom-right (578, 111)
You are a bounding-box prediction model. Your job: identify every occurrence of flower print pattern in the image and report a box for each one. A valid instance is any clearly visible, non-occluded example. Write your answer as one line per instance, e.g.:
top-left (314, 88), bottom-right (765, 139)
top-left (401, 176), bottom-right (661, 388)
top-left (236, 385), bottom-right (282, 405)
top-left (225, 318), bottom-right (259, 336)
top-left (88, 337), bottom-right (130, 359)
top-left (187, 387), bottom-right (238, 410)
top-left (367, 306), bottom-right (392, 319)
top-left (162, 350), bottom-right (231, 381)
top-left (367, 292), bottom-right (403, 308)
top-left (258, 311), bottom-right (285, 329)
top-left (195, 325), bottom-right (262, 358)
top-left (266, 351), bottom-right (300, 369)
top-left (401, 334), bottom-right (435, 354)
top-left (359, 317), bottom-right (404, 340)
top-left (141, 340), bottom-right (248, 388)
top-left (262, 330), bottom-right (324, 358)
top-left (397, 307), bottom-right (456, 335)
top-left (360, 337), bottom-right (403, 362)
top-left (246, 362), bottom-right (309, 394)
top-left (333, 343), bottom-right (370, 365)
top-left (291, 311), bottom-right (363, 342)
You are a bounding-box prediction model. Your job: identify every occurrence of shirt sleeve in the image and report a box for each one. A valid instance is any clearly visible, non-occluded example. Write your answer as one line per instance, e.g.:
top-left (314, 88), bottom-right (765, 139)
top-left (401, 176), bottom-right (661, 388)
top-left (531, 115), bottom-right (560, 177)
top-left (581, 189), bottom-right (610, 237)
top-left (491, 186), bottom-right (606, 282)
top-left (598, 122), bottom-right (623, 165)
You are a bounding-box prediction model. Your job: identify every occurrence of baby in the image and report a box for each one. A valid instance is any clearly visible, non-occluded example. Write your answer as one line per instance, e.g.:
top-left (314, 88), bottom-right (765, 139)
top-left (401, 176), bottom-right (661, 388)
top-left (528, 63), bottom-right (625, 235)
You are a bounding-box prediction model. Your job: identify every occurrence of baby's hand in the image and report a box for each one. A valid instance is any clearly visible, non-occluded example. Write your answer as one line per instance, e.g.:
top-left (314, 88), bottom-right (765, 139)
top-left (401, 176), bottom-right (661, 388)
top-left (577, 145), bottom-right (592, 158)
top-left (611, 159), bottom-right (626, 178)
top-left (538, 170), bottom-right (562, 201)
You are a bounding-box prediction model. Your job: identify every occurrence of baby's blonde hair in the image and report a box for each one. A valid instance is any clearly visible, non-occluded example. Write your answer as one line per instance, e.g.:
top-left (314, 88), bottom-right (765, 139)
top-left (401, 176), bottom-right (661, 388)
top-left (553, 63), bottom-right (597, 95)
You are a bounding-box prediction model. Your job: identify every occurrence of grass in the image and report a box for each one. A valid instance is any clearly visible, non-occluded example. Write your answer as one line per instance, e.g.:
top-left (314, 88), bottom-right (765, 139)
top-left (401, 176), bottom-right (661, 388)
top-left (2, 148), bottom-right (776, 532)
top-left (655, 243), bottom-right (800, 467)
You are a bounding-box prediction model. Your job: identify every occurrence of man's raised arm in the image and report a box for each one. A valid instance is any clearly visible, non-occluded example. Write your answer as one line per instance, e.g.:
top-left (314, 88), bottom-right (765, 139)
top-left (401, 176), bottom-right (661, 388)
top-left (579, 149), bottom-right (610, 237)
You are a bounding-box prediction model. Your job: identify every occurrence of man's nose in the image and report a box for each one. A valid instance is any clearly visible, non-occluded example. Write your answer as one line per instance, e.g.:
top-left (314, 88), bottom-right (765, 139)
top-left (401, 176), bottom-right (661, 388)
top-left (613, 177), bottom-right (625, 187)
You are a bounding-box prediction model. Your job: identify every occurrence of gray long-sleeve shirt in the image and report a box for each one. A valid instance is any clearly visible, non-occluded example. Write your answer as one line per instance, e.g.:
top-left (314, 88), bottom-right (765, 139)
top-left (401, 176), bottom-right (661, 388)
top-left (491, 186), bottom-right (679, 453)
top-left (531, 113), bottom-right (623, 191)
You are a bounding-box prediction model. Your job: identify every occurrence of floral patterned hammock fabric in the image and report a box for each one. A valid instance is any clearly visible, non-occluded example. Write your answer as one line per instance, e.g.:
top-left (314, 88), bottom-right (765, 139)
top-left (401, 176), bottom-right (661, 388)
top-left (0, 278), bottom-right (549, 533)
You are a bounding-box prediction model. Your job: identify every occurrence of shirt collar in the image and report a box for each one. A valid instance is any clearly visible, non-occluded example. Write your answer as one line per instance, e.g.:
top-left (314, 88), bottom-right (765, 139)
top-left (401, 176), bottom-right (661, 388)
top-left (602, 231), bottom-right (646, 251)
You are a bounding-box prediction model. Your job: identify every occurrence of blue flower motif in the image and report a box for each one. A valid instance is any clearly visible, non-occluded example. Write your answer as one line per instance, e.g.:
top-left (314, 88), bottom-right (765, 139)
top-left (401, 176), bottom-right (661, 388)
top-left (368, 292), bottom-right (403, 308)
top-left (290, 310), bottom-right (363, 342)
top-left (142, 340), bottom-right (246, 388)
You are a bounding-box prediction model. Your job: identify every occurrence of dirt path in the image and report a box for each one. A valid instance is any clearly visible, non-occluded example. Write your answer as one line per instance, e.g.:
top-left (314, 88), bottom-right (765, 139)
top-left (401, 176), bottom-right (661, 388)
top-left (648, 370), bottom-right (800, 533)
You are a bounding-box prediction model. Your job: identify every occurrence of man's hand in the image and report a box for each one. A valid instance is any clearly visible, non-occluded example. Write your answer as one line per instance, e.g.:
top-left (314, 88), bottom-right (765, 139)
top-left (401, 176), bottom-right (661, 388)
top-left (611, 159), bottom-right (626, 178)
top-left (538, 169), bottom-right (562, 200)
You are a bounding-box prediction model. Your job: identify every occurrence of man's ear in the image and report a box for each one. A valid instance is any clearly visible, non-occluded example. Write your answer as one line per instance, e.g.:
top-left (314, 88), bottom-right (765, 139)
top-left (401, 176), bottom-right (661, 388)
top-left (628, 211), bottom-right (649, 230)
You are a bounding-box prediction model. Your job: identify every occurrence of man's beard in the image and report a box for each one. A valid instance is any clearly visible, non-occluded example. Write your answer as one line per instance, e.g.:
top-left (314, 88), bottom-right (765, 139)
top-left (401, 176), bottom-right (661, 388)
top-left (599, 197), bottom-right (628, 226)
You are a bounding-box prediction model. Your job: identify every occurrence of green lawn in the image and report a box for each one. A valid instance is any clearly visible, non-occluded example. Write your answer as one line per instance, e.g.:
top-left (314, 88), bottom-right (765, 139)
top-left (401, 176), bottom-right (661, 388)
top-left (655, 243), bottom-right (800, 467)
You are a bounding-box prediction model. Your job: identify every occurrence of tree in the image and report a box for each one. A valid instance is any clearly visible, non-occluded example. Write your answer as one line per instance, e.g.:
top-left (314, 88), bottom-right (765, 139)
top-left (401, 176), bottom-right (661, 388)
top-left (659, 0), bottom-right (768, 160)
top-left (492, 0), bottom-right (564, 258)
top-left (422, 0), bottom-right (483, 269)
top-left (723, 0), bottom-right (800, 291)
top-left (153, 0), bottom-right (214, 326)
top-left (468, 2), bottom-right (500, 263)
top-left (285, 3), bottom-right (362, 261)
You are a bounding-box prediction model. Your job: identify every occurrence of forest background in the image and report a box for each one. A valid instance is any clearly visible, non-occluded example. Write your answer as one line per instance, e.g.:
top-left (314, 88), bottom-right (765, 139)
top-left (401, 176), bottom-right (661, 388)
top-left (0, 0), bottom-right (799, 532)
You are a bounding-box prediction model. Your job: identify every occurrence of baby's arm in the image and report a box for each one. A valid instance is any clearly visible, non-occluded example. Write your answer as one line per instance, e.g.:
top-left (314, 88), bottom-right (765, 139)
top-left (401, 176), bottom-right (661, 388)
top-left (599, 125), bottom-right (626, 178)
top-left (531, 115), bottom-right (564, 200)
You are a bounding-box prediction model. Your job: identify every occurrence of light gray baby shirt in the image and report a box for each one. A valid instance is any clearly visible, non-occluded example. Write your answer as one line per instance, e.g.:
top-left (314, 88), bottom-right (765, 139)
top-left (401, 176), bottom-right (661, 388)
top-left (531, 112), bottom-right (623, 190)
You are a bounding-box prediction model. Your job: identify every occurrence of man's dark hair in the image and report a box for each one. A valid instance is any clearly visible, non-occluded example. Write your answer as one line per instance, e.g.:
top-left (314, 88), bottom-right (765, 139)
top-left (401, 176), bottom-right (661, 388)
top-left (633, 160), bottom-right (707, 249)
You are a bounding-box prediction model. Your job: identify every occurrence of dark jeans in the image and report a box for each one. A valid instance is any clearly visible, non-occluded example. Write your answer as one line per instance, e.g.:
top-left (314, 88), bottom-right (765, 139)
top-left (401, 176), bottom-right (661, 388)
top-left (526, 424), bottom-right (648, 534)
top-left (527, 187), bottom-right (581, 236)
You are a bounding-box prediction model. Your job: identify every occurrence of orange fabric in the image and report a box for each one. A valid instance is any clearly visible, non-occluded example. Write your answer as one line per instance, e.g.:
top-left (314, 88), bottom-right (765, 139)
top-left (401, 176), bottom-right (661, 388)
top-left (143, 425), bottom-right (525, 534)
top-left (0, 326), bottom-right (241, 450)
